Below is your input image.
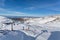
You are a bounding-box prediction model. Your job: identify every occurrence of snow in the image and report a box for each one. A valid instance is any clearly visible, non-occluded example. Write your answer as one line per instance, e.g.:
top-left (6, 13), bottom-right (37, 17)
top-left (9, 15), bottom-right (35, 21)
top-left (0, 15), bottom-right (60, 40)
top-left (0, 30), bottom-right (35, 40)
top-left (25, 17), bottom-right (56, 24)
top-left (0, 16), bottom-right (13, 23)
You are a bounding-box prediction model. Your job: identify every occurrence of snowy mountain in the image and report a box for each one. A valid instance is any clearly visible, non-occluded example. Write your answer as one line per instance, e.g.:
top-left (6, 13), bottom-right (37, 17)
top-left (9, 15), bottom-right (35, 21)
top-left (0, 15), bottom-right (60, 40)
top-left (25, 15), bottom-right (60, 24)
top-left (0, 16), bottom-right (13, 23)
top-left (24, 15), bottom-right (60, 28)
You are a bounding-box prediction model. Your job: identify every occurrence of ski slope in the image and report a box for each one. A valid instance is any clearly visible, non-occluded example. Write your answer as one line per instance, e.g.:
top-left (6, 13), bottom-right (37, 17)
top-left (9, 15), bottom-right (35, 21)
top-left (0, 15), bottom-right (60, 40)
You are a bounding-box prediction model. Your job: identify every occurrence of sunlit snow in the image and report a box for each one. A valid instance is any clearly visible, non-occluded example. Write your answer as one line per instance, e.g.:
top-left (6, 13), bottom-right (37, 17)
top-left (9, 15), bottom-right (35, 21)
top-left (0, 15), bottom-right (60, 40)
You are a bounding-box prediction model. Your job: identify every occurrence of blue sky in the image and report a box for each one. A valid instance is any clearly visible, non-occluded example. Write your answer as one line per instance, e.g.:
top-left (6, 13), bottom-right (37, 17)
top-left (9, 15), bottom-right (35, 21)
top-left (0, 0), bottom-right (60, 16)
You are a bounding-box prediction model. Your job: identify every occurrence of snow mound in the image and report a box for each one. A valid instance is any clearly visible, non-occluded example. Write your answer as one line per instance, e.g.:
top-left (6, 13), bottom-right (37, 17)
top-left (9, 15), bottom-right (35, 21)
top-left (0, 16), bottom-right (13, 23)
top-left (0, 30), bottom-right (35, 40)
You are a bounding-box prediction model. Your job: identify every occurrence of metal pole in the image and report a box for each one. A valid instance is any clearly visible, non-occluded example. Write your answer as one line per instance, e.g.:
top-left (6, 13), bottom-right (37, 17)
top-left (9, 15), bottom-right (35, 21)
top-left (11, 23), bottom-right (13, 31)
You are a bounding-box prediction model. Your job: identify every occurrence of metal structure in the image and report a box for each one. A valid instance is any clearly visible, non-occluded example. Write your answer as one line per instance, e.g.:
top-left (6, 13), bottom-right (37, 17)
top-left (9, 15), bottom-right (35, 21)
top-left (3, 22), bottom-right (14, 31)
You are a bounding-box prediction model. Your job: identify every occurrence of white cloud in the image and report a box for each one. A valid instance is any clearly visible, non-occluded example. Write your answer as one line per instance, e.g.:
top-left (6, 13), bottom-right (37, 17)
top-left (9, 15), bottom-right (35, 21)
top-left (28, 1), bottom-right (60, 10)
top-left (0, 8), bottom-right (39, 16)
top-left (43, 2), bottom-right (60, 12)
top-left (0, 8), bottom-right (25, 16)
top-left (0, 8), bottom-right (6, 11)
top-left (37, 3), bottom-right (60, 8)
top-left (24, 1), bottom-right (60, 10)
top-left (24, 7), bottom-right (36, 10)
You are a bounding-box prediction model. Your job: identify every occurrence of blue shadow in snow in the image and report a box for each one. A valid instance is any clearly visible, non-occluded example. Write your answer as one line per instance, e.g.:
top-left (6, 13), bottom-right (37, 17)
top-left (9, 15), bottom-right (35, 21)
top-left (0, 30), bottom-right (35, 40)
top-left (48, 31), bottom-right (60, 40)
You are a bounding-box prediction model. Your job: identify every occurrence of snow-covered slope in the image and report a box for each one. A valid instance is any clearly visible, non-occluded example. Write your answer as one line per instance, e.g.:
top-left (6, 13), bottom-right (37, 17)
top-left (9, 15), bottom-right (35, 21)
top-left (0, 30), bottom-right (35, 40)
top-left (24, 15), bottom-right (60, 26)
top-left (0, 15), bottom-right (60, 40)
top-left (0, 16), bottom-right (13, 30)
top-left (22, 15), bottom-right (60, 40)
top-left (0, 16), bottom-right (13, 23)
